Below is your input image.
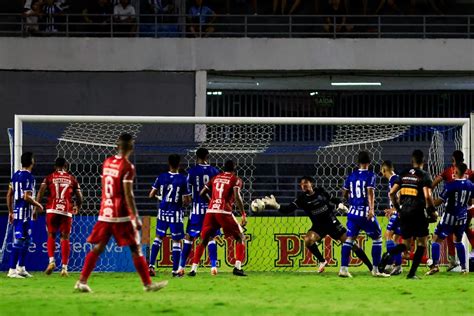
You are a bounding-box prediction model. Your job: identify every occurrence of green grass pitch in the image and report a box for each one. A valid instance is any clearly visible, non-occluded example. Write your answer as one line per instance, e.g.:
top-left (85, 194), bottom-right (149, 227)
top-left (0, 268), bottom-right (473, 316)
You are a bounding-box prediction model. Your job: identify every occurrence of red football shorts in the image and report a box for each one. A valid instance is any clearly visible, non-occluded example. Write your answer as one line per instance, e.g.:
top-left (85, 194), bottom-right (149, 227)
top-left (87, 221), bottom-right (139, 247)
top-left (46, 213), bottom-right (72, 234)
top-left (200, 212), bottom-right (243, 240)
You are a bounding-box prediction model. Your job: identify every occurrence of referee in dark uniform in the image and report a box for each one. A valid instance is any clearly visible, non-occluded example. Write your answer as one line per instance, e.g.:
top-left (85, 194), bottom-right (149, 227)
top-left (378, 150), bottom-right (437, 279)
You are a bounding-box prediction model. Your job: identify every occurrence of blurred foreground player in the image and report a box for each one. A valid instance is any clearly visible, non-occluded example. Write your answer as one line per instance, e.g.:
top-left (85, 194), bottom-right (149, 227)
top-left (189, 160), bottom-right (247, 276)
top-left (75, 134), bottom-right (168, 292)
top-left (6, 152), bottom-right (43, 278)
top-left (36, 157), bottom-right (83, 277)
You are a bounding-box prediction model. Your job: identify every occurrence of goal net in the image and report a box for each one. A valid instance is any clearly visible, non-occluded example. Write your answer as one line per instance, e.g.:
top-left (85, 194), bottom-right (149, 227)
top-left (1, 116), bottom-right (470, 272)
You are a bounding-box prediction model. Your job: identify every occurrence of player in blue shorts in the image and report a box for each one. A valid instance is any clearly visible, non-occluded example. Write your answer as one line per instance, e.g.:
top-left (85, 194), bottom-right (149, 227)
top-left (339, 151), bottom-right (389, 278)
top-left (148, 154), bottom-right (191, 277)
top-left (426, 162), bottom-right (474, 275)
top-left (381, 160), bottom-right (403, 275)
top-left (6, 152), bottom-right (43, 278)
top-left (178, 148), bottom-right (220, 276)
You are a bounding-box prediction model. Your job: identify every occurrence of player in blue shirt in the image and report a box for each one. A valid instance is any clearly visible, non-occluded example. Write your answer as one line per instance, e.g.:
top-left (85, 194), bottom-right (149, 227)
top-left (339, 151), bottom-right (388, 278)
top-left (381, 160), bottom-right (403, 275)
top-left (427, 162), bottom-right (474, 275)
top-left (148, 154), bottom-right (191, 277)
top-left (6, 152), bottom-right (43, 278)
top-left (178, 148), bottom-right (220, 276)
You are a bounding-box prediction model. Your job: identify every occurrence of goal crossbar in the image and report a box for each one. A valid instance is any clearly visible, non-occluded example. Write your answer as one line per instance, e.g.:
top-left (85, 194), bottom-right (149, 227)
top-left (14, 115), bottom-right (470, 172)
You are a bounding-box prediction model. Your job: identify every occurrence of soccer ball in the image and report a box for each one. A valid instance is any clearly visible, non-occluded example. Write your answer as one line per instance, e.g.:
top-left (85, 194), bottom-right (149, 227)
top-left (251, 199), bottom-right (265, 212)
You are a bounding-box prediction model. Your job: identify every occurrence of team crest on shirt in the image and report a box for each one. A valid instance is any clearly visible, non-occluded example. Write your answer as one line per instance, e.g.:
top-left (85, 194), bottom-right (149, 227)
top-left (409, 169), bottom-right (415, 174)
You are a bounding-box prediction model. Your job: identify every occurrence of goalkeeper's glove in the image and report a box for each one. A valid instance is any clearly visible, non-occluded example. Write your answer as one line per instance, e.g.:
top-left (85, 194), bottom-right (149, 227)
top-left (337, 203), bottom-right (349, 213)
top-left (262, 195), bottom-right (280, 210)
top-left (426, 206), bottom-right (438, 223)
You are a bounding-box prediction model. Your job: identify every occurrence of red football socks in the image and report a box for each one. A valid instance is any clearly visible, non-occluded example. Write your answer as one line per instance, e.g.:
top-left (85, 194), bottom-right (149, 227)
top-left (236, 242), bottom-right (245, 262)
top-left (192, 244), bottom-right (206, 265)
top-left (80, 251), bottom-right (99, 283)
top-left (61, 239), bottom-right (70, 265)
top-left (133, 255), bottom-right (152, 286)
top-left (47, 236), bottom-right (56, 258)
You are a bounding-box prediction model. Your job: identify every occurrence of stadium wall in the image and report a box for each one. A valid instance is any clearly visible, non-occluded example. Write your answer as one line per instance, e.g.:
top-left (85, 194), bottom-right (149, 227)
top-left (0, 71), bottom-right (195, 143)
top-left (1, 38), bottom-right (473, 71)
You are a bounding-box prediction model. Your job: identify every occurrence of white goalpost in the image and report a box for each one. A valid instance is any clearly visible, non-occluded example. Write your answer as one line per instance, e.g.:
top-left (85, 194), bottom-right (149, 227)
top-left (7, 114), bottom-right (472, 272)
top-left (14, 115), bottom-right (470, 171)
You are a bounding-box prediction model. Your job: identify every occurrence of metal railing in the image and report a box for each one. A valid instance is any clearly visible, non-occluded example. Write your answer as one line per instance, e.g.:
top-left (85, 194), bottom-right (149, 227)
top-left (0, 13), bottom-right (473, 38)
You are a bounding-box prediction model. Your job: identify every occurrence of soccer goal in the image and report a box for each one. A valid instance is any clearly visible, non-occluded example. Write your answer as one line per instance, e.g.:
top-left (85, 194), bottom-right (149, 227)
top-left (2, 115), bottom-right (471, 273)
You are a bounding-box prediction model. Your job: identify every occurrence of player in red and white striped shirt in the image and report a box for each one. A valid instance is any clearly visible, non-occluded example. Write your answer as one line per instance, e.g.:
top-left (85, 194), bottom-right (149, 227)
top-left (36, 157), bottom-right (82, 277)
top-left (75, 133), bottom-right (168, 293)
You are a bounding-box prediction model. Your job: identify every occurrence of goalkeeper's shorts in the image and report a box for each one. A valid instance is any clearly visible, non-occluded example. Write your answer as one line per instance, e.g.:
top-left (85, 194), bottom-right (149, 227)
top-left (309, 216), bottom-right (346, 241)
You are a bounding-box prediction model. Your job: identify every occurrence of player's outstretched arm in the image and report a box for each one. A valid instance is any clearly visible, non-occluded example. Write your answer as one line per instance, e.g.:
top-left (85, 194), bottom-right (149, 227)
top-left (6, 184), bottom-right (13, 223)
top-left (262, 195), bottom-right (297, 214)
top-left (328, 195), bottom-right (349, 213)
top-left (124, 181), bottom-right (142, 230)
